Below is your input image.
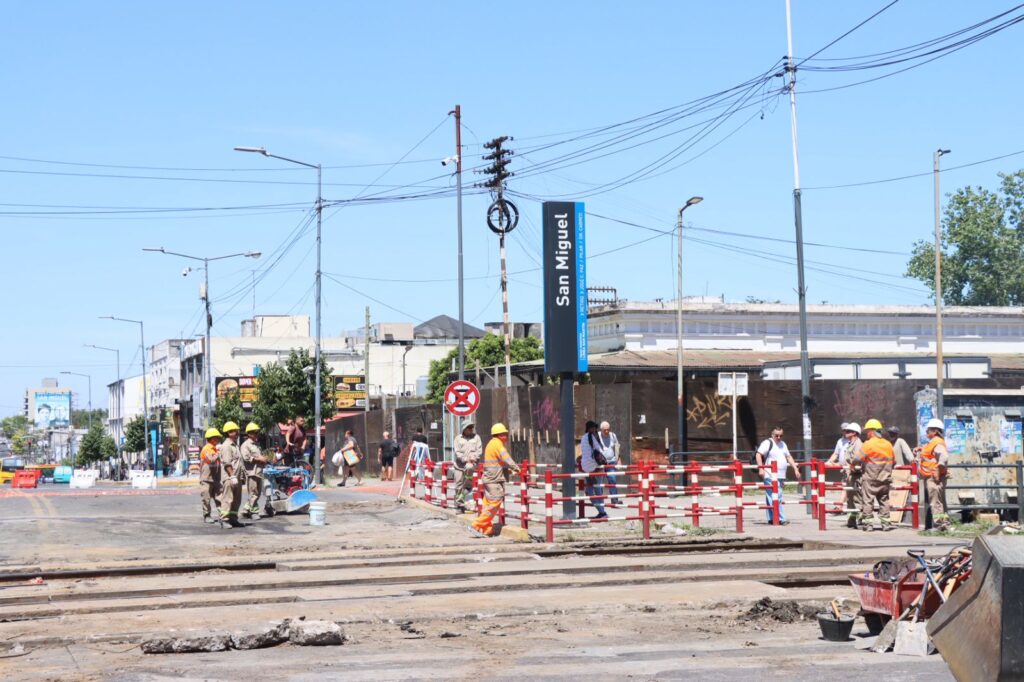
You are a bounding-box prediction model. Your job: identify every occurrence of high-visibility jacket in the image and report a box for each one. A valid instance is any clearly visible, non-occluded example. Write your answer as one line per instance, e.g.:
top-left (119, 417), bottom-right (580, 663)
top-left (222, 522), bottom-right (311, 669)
top-left (920, 436), bottom-right (945, 479)
top-left (861, 437), bottom-right (895, 467)
top-left (481, 437), bottom-right (516, 485)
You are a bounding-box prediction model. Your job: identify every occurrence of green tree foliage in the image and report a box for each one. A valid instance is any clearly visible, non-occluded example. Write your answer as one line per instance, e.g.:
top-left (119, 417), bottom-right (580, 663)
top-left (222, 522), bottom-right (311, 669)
top-left (72, 408), bottom-right (108, 430)
top-left (211, 390), bottom-right (246, 430)
top-left (251, 348), bottom-right (334, 431)
top-left (907, 170), bottom-right (1024, 305)
top-left (427, 334), bottom-right (544, 402)
top-left (76, 423), bottom-right (117, 465)
top-left (124, 415), bottom-right (147, 453)
top-left (1, 415), bottom-right (29, 439)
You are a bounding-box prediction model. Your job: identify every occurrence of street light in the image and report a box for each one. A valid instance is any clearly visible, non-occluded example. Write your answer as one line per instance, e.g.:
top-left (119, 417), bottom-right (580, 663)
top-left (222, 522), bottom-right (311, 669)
top-left (143, 247), bottom-right (261, 430)
top-left (60, 371), bottom-right (92, 429)
top-left (84, 344), bottom-right (121, 455)
top-left (236, 144), bottom-right (324, 485)
top-left (676, 196), bottom-right (703, 460)
top-left (100, 315), bottom-right (154, 471)
top-left (933, 148), bottom-right (951, 422)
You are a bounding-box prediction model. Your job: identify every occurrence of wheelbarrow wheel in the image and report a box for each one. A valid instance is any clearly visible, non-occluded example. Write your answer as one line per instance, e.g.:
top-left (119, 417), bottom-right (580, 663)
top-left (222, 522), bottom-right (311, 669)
top-left (863, 613), bottom-right (890, 635)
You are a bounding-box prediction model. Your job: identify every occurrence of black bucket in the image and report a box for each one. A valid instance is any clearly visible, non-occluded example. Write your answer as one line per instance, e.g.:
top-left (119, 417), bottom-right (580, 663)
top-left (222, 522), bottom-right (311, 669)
top-left (816, 613), bottom-right (855, 642)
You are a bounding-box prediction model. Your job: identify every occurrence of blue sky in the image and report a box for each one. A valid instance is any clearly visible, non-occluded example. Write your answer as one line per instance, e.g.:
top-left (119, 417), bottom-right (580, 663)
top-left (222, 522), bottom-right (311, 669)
top-left (2, 1), bottom-right (1022, 414)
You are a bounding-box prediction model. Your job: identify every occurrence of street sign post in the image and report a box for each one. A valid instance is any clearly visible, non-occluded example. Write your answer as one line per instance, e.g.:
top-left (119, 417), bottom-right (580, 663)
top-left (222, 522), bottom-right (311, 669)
top-left (443, 380), bottom-right (480, 417)
top-left (718, 372), bottom-right (748, 459)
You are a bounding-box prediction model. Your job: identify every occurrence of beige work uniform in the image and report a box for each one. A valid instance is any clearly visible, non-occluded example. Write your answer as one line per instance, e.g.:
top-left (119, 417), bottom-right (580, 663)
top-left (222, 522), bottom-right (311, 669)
top-left (240, 439), bottom-right (265, 515)
top-left (218, 439), bottom-right (243, 520)
top-left (199, 443), bottom-right (221, 518)
top-left (858, 437), bottom-right (894, 525)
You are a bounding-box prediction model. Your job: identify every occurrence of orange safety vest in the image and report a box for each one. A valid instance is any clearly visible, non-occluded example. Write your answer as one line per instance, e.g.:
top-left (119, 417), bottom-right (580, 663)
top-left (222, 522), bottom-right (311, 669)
top-left (200, 443), bottom-right (219, 466)
top-left (920, 436), bottom-right (944, 479)
top-left (861, 437), bottom-right (894, 466)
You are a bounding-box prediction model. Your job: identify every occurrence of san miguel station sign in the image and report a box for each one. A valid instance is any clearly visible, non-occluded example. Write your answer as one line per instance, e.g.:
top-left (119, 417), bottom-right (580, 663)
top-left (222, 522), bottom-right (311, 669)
top-left (542, 202), bottom-right (588, 375)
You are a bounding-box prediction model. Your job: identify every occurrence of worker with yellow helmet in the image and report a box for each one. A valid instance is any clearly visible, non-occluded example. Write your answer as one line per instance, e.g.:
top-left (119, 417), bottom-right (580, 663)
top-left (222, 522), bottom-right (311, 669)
top-left (240, 422), bottom-right (268, 518)
top-left (217, 421), bottom-right (244, 527)
top-left (470, 423), bottom-right (521, 537)
top-left (853, 418), bottom-right (896, 531)
top-left (199, 428), bottom-right (223, 524)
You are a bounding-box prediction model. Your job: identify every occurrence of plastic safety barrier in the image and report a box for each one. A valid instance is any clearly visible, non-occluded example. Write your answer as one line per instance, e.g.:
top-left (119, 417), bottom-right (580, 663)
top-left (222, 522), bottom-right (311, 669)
top-left (11, 470), bottom-right (40, 489)
top-left (70, 469), bottom-right (99, 489)
top-left (129, 470), bottom-right (157, 489)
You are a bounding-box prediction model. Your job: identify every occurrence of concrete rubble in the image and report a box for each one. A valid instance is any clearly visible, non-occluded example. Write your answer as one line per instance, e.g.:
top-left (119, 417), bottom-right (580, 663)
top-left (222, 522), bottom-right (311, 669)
top-left (141, 619), bottom-right (345, 654)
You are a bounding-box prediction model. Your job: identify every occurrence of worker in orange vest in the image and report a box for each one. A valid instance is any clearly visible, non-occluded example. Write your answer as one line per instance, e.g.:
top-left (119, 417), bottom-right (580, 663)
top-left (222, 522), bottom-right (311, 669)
top-left (913, 418), bottom-right (951, 531)
top-left (199, 428), bottom-right (222, 524)
top-left (854, 419), bottom-right (895, 531)
top-left (470, 423), bottom-right (520, 537)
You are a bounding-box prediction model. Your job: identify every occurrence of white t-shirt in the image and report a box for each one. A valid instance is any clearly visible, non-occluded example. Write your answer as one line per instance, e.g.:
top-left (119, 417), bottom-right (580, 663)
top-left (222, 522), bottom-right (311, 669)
top-left (833, 436), bottom-right (851, 464)
top-left (758, 438), bottom-right (790, 479)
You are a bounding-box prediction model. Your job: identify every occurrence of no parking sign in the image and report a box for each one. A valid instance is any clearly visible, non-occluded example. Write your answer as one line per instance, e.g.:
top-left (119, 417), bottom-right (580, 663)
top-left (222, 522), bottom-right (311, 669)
top-left (443, 380), bottom-right (480, 417)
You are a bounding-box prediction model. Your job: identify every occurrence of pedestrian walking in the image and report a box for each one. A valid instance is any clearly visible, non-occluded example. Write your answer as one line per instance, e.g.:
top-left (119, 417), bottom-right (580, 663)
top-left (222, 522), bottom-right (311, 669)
top-left (914, 418), bottom-right (952, 531)
top-left (199, 428), bottom-right (222, 524)
top-left (378, 430), bottom-right (400, 482)
top-left (855, 418), bottom-right (895, 531)
top-left (470, 423), bottom-right (520, 537)
top-left (755, 427), bottom-right (801, 525)
top-left (285, 416), bottom-right (307, 466)
top-left (886, 426), bottom-right (914, 466)
top-left (336, 429), bottom-right (363, 487)
top-left (217, 421), bottom-right (244, 527)
top-left (412, 427), bottom-right (428, 444)
top-left (580, 420), bottom-right (609, 520)
top-left (453, 422), bottom-right (482, 512)
top-left (598, 421), bottom-right (621, 505)
top-left (240, 422), bottom-right (267, 518)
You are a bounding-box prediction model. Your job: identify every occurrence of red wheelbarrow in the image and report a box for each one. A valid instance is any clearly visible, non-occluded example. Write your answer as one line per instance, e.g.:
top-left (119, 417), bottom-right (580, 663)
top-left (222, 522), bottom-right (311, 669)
top-left (849, 568), bottom-right (944, 635)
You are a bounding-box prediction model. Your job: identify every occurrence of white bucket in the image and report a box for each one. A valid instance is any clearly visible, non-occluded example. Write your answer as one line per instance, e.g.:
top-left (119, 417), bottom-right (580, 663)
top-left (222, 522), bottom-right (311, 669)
top-left (309, 501), bottom-right (327, 526)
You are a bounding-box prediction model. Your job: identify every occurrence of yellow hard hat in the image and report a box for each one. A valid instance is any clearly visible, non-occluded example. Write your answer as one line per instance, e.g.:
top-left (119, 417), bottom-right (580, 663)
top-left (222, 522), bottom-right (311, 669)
top-left (204, 428), bottom-right (222, 440)
top-left (222, 421), bottom-right (241, 433)
top-left (245, 422), bottom-right (261, 433)
top-left (491, 422), bottom-right (509, 436)
top-left (864, 418), bottom-right (883, 431)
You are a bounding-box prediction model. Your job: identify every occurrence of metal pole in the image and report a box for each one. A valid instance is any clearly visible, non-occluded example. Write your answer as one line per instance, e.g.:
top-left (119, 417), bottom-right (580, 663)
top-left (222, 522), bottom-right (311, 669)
top-left (87, 374), bottom-right (92, 429)
top-left (453, 105), bottom-right (465, 381)
top-left (560, 371), bottom-right (576, 519)
top-left (204, 258), bottom-right (212, 428)
top-left (731, 372), bottom-right (738, 459)
top-left (314, 163), bottom-right (323, 486)
top-left (364, 306), bottom-right (371, 407)
top-left (139, 321), bottom-right (153, 471)
top-left (933, 149), bottom-right (948, 422)
top-left (500, 232), bottom-right (512, 387)
top-left (785, 0), bottom-right (813, 461)
top-left (676, 209), bottom-right (685, 459)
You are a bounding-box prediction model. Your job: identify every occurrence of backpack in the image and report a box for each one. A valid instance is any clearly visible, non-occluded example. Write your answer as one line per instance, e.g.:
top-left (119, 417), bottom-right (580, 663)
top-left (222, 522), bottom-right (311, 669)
top-left (587, 433), bottom-right (608, 466)
top-left (751, 439), bottom-right (772, 465)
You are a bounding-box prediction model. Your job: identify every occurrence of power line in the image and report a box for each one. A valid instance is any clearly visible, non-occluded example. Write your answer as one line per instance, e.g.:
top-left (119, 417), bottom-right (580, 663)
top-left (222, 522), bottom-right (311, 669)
top-left (796, 0), bottom-right (902, 66)
top-left (804, 149), bottom-right (1024, 190)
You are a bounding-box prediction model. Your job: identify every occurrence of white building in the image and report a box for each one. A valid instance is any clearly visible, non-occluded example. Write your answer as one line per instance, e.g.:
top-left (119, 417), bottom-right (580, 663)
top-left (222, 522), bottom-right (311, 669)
top-left (107, 374), bottom-right (145, 450)
top-left (149, 339), bottom-right (184, 412)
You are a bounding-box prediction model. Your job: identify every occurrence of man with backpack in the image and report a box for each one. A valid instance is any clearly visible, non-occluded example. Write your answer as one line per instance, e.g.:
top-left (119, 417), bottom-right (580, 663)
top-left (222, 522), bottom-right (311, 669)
top-left (580, 420), bottom-right (609, 520)
top-left (755, 427), bottom-right (801, 525)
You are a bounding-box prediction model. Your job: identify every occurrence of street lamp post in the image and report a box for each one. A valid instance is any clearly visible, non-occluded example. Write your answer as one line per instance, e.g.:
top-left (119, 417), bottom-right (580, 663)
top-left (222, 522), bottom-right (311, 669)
top-left (933, 148), bottom-right (951, 422)
top-left (84, 344), bottom-right (120, 447)
top-left (142, 247), bottom-right (261, 429)
top-left (235, 145), bottom-right (324, 485)
top-left (100, 315), bottom-right (154, 470)
top-left (676, 196), bottom-right (703, 460)
top-left (60, 371), bottom-right (92, 429)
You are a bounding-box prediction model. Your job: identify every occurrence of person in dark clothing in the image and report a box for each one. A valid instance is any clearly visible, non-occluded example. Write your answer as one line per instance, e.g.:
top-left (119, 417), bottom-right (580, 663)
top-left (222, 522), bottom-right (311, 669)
top-left (412, 427), bottom-right (428, 445)
top-left (378, 431), bottom-right (400, 481)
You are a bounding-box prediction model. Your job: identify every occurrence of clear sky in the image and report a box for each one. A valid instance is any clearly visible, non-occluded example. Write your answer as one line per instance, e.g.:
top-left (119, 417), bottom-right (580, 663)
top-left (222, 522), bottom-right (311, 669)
top-left (2, 1), bottom-right (1022, 415)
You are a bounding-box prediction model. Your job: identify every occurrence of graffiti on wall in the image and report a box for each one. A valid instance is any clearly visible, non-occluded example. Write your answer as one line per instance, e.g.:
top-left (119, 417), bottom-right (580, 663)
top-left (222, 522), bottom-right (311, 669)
top-left (687, 393), bottom-right (732, 430)
top-left (533, 396), bottom-right (561, 432)
top-left (832, 383), bottom-right (892, 422)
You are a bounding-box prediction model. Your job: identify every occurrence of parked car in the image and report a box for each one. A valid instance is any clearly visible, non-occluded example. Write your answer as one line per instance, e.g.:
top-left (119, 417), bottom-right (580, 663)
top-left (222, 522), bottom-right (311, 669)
top-left (53, 466), bottom-right (73, 484)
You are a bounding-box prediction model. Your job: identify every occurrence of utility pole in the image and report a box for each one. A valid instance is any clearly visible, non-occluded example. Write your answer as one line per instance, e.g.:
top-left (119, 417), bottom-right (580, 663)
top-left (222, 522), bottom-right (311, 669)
top-left (364, 306), bottom-right (371, 408)
top-left (675, 197), bottom-right (703, 460)
top-left (450, 105), bottom-right (466, 381)
top-left (934, 148), bottom-right (951, 422)
top-left (785, 0), bottom-right (813, 461)
top-left (477, 136), bottom-right (519, 388)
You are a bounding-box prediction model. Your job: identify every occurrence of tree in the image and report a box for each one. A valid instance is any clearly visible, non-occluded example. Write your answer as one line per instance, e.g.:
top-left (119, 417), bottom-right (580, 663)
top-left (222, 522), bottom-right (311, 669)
top-left (1, 415), bottom-right (29, 440)
top-left (76, 423), bottom-right (117, 466)
top-left (72, 408), bottom-right (108, 430)
top-left (427, 333), bottom-right (544, 402)
top-left (211, 390), bottom-right (246, 430)
top-left (251, 348), bottom-right (334, 431)
top-left (124, 415), bottom-right (147, 453)
top-left (907, 170), bottom-right (1024, 305)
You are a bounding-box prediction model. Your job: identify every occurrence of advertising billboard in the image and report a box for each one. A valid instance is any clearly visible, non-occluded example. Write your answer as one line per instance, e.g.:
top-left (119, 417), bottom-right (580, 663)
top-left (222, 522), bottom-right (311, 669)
top-left (542, 201), bottom-right (588, 374)
top-left (334, 375), bottom-right (367, 410)
top-left (33, 391), bottom-right (72, 429)
top-left (215, 376), bottom-right (259, 410)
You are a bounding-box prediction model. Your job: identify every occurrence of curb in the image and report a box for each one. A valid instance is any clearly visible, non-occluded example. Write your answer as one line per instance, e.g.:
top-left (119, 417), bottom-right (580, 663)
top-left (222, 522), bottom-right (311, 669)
top-left (402, 495), bottom-right (533, 543)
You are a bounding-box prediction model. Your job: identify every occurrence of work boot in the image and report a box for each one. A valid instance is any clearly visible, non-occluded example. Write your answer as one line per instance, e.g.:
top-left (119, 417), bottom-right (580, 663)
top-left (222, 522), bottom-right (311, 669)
top-left (881, 522), bottom-right (894, 532)
top-left (846, 514), bottom-right (859, 529)
top-left (861, 520), bottom-right (874, 532)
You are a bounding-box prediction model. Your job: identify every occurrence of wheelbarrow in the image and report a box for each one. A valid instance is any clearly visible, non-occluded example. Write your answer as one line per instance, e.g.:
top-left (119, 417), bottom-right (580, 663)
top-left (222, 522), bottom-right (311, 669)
top-left (848, 566), bottom-right (943, 635)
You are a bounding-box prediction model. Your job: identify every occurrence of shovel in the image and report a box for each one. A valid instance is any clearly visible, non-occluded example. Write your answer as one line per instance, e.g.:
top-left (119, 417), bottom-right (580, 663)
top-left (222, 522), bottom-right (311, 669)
top-left (894, 576), bottom-right (932, 656)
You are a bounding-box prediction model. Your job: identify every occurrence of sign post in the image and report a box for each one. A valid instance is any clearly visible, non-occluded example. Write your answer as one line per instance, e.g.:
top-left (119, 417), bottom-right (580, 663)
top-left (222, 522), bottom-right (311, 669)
top-left (718, 372), bottom-right (748, 459)
top-left (542, 201), bottom-right (587, 519)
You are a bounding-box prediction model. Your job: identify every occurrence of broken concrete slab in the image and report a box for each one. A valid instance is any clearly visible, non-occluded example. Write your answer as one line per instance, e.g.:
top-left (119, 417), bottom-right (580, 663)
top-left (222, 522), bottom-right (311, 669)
top-left (230, 620), bottom-right (291, 650)
top-left (288, 619), bottom-right (345, 646)
top-left (141, 632), bottom-right (231, 654)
